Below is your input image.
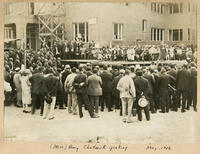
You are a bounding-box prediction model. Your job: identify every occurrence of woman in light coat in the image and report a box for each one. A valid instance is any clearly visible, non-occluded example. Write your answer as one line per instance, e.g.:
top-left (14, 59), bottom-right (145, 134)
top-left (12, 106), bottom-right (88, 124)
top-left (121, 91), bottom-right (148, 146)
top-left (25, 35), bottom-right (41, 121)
top-left (20, 69), bottom-right (32, 113)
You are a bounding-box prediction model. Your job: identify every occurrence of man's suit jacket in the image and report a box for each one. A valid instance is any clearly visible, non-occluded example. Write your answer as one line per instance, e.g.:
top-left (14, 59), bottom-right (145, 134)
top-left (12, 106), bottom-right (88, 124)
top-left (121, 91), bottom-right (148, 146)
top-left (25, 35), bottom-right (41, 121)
top-left (176, 68), bottom-right (191, 91)
top-left (100, 70), bottom-right (113, 93)
top-left (189, 67), bottom-right (197, 93)
top-left (73, 72), bottom-right (88, 94)
top-left (157, 73), bottom-right (175, 96)
top-left (143, 73), bottom-right (155, 95)
top-left (133, 76), bottom-right (149, 99)
top-left (29, 73), bottom-right (45, 95)
top-left (41, 74), bottom-right (61, 97)
top-left (87, 74), bottom-right (102, 96)
top-left (167, 69), bottom-right (177, 79)
top-left (112, 74), bottom-right (123, 97)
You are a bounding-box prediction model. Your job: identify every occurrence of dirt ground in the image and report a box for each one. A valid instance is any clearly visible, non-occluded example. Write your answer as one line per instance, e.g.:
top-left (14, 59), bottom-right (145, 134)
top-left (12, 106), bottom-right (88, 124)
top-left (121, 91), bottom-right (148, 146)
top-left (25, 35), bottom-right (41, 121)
top-left (4, 105), bottom-right (198, 144)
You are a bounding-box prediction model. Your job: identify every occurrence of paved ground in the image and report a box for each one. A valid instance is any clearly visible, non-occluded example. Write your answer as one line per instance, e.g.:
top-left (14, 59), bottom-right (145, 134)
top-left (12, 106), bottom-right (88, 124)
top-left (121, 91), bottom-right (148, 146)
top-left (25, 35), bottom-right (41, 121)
top-left (4, 105), bottom-right (198, 144)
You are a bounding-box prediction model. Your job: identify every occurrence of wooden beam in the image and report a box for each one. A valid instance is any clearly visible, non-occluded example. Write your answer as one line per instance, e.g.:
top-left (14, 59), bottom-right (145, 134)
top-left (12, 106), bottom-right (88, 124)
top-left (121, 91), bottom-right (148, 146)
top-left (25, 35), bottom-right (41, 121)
top-left (38, 16), bottom-right (52, 33)
top-left (52, 22), bottom-right (62, 33)
top-left (39, 33), bottom-right (52, 36)
top-left (39, 15), bottom-right (51, 32)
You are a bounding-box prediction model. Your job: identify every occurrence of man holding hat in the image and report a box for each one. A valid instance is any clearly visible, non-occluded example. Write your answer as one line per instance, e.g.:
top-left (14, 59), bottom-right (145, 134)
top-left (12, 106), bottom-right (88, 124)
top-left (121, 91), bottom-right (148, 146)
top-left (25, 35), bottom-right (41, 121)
top-left (133, 67), bottom-right (150, 121)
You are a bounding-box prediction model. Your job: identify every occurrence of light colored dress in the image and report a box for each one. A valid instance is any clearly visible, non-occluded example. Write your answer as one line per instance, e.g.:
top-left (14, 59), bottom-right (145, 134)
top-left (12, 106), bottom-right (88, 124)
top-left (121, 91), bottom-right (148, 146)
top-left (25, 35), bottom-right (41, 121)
top-left (21, 74), bottom-right (32, 105)
top-left (13, 73), bottom-right (22, 101)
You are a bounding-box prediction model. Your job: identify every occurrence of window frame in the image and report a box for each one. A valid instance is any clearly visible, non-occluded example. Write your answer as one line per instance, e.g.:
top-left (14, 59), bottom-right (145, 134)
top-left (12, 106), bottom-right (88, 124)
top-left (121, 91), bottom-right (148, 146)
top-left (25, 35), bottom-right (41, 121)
top-left (112, 23), bottom-right (123, 41)
top-left (151, 28), bottom-right (164, 41)
top-left (72, 22), bottom-right (89, 42)
top-left (142, 19), bottom-right (147, 32)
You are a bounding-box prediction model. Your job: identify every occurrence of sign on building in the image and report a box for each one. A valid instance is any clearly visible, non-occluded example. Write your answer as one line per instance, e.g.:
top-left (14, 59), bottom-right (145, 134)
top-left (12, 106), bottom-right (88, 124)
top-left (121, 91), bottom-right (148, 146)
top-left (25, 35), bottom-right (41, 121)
top-left (88, 18), bottom-right (97, 25)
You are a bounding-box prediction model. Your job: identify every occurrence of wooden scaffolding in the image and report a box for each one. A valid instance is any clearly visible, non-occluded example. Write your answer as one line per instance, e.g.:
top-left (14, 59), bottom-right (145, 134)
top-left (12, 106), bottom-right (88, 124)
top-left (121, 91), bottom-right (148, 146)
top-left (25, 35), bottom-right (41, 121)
top-left (36, 2), bottom-right (66, 47)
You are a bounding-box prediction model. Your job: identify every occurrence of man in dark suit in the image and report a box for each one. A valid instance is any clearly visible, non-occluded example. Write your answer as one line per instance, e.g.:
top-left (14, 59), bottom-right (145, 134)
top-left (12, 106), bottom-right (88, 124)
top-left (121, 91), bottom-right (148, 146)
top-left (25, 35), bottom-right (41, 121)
top-left (100, 65), bottom-right (113, 112)
top-left (42, 74), bottom-right (61, 120)
top-left (143, 69), bottom-right (156, 113)
top-left (29, 67), bottom-right (45, 115)
top-left (158, 67), bottom-right (176, 113)
top-left (112, 69), bottom-right (124, 112)
top-left (176, 64), bottom-right (191, 112)
top-left (73, 66), bottom-right (99, 118)
top-left (167, 64), bottom-right (178, 111)
top-left (133, 68), bottom-right (150, 121)
top-left (188, 62), bottom-right (197, 112)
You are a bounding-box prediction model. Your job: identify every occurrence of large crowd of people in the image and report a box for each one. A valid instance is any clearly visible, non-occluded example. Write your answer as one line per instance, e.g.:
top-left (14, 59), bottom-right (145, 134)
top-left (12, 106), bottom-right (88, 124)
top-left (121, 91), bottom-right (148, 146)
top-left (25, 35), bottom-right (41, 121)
top-left (4, 42), bottom-right (197, 122)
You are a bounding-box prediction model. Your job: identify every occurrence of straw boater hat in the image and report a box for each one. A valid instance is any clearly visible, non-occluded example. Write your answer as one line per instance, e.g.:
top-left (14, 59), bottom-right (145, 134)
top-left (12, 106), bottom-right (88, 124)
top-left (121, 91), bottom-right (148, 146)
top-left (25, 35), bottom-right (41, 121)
top-left (138, 95), bottom-right (148, 108)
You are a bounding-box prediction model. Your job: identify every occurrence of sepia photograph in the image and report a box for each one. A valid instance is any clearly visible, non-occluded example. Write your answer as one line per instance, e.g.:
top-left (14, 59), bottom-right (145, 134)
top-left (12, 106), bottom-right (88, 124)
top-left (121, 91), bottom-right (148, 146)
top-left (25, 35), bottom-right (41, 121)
top-left (3, 1), bottom-right (198, 144)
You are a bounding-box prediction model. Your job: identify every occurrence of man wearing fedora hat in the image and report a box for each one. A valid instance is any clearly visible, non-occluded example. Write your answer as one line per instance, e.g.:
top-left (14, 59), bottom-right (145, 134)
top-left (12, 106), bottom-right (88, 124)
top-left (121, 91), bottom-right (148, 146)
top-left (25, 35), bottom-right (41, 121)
top-left (133, 67), bottom-right (150, 121)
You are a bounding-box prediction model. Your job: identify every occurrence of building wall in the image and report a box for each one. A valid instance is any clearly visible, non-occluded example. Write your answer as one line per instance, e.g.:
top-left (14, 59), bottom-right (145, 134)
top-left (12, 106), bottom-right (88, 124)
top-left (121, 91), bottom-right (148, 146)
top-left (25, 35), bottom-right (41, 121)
top-left (4, 2), bottom-right (198, 48)
top-left (64, 2), bottom-right (166, 46)
top-left (163, 3), bottom-right (197, 46)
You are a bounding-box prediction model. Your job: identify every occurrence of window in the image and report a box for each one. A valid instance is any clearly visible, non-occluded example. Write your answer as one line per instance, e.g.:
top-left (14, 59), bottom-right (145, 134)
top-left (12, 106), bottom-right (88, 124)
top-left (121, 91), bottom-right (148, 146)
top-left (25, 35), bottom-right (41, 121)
top-left (27, 2), bottom-right (34, 15)
top-left (169, 29), bottom-right (183, 41)
top-left (169, 29), bottom-right (172, 41)
top-left (151, 3), bottom-right (164, 14)
top-left (169, 4), bottom-right (173, 14)
top-left (4, 27), bottom-right (14, 39)
top-left (188, 3), bottom-right (190, 12)
top-left (161, 5), bottom-right (164, 14)
top-left (188, 28), bottom-right (190, 40)
top-left (173, 4), bottom-right (179, 13)
top-left (151, 28), bottom-right (164, 41)
top-left (179, 3), bottom-right (183, 13)
top-left (169, 3), bottom-right (183, 14)
top-left (192, 29), bottom-right (195, 40)
top-left (142, 19), bottom-right (147, 32)
top-left (151, 3), bottom-right (154, 11)
top-left (113, 23), bottom-right (123, 40)
top-left (154, 3), bottom-right (156, 12)
top-left (173, 29), bottom-right (179, 41)
top-left (73, 22), bottom-right (88, 42)
top-left (30, 3), bottom-right (34, 15)
top-left (157, 4), bottom-right (160, 13)
top-left (157, 29), bottom-right (160, 40)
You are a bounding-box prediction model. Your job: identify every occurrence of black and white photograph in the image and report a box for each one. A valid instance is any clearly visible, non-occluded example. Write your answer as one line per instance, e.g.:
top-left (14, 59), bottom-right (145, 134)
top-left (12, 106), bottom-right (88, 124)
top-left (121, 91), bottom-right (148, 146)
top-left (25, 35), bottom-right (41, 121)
top-left (3, 1), bottom-right (198, 144)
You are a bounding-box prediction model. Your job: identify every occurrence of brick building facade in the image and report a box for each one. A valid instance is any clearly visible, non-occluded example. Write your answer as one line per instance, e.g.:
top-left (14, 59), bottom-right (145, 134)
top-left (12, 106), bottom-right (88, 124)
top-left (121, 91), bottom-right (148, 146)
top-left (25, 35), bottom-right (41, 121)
top-left (4, 2), bottom-right (197, 49)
